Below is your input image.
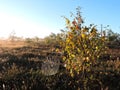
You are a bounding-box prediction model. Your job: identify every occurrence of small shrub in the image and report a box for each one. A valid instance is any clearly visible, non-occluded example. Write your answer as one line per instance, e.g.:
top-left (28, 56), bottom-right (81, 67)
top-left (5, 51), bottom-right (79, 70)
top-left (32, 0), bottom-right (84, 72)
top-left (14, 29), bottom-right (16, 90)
top-left (60, 8), bottom-right (108, 77)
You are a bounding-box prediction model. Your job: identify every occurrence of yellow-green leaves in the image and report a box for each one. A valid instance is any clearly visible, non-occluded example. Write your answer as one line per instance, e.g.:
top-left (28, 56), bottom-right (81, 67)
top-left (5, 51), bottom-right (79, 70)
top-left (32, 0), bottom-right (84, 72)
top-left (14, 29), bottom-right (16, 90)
top-left (66, 18), bottom-right (70, 25)
top-left (60, 12), bottom-right (108, 77)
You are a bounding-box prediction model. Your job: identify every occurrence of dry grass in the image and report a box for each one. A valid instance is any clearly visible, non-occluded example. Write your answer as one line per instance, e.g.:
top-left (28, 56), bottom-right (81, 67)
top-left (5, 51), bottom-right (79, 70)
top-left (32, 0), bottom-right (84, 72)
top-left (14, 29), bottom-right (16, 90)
top-left (0, 40), bottom-right (27, 48)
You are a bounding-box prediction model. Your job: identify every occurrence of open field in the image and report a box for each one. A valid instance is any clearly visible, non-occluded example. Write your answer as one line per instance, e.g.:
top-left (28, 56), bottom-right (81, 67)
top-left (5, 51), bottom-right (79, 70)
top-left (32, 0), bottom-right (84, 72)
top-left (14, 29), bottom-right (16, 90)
top-left (0, 40), bottom-right (27, 48)
top-left (0, 40), bottom-right (120, 90)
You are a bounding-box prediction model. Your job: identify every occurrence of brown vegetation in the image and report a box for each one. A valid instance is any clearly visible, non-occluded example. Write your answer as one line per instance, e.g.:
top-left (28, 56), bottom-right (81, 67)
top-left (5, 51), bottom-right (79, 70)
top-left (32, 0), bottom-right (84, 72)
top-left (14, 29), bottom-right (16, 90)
top-left (0, 38), bottom-right (119, 89)
top-left (0, 39), bottom-right (26, 48)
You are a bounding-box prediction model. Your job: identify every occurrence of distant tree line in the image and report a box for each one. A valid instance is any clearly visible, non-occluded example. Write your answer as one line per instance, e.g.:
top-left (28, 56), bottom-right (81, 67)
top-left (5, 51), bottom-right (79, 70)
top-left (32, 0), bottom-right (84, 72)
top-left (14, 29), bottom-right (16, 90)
top-left (44, 29), bottom-right (120, 49)
top-left (107, 30), bottom-right (120, 49)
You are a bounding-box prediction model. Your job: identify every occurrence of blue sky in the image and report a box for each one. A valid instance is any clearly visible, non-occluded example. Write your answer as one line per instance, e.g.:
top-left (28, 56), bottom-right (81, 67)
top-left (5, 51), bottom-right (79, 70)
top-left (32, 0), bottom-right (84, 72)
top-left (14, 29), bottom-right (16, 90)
top-left (0, 0), bottom-right (120, 38)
